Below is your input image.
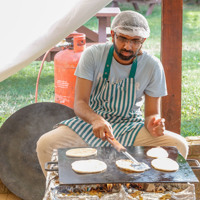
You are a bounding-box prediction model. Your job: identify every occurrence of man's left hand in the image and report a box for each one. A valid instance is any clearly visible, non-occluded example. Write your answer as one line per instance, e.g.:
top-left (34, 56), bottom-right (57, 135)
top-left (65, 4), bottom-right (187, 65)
top-left (146, 116), bottom-right (165, 137)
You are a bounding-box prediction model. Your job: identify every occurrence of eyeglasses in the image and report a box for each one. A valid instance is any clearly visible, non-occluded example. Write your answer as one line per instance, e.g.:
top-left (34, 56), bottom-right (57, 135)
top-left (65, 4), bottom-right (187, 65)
top-left (115, 33), bottom-right (143, 46)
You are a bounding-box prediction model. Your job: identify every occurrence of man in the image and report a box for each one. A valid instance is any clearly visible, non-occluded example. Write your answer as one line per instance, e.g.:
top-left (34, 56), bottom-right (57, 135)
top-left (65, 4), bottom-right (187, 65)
top-left (36, 10), bottom-right (188, 176)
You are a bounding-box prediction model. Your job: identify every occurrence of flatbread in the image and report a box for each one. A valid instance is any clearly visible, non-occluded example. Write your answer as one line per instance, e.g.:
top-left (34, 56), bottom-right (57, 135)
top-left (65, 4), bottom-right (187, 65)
top-left (71, 159), bottom-right (107, 174)
top-left (146, 147), bottom-right (169, 158)
top-left (151, 158), bottom-right (179, 172)
top-left (66, 148), bottom-right (97, 157)
top-left (116, 159), bottom-right (147, 172)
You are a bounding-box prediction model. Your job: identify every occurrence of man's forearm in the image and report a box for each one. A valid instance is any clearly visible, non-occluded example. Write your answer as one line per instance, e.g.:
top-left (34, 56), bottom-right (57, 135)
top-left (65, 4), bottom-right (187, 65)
top-left (74, 100), bottom-right (105, 125)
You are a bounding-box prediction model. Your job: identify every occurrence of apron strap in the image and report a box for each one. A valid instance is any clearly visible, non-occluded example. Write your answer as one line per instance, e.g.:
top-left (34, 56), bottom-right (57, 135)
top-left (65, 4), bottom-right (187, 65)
top-left (103, 45), bottom-right (138, 80)
top-left (129, 57), bottom-right (137, 78)
top-left (103, 45), bottom-right (114, 80)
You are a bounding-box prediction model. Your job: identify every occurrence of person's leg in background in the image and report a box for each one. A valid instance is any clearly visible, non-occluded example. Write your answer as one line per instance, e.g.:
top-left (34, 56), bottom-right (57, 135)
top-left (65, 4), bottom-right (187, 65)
top-left (36, 125), bottom-right (88, 176)
top-left (134, 127), bottom-right (189, 159)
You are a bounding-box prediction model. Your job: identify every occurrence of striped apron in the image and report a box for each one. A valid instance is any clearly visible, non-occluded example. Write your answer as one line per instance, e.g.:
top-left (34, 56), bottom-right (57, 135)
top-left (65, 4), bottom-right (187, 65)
top-left (59, 45), bottom-right (144, 147)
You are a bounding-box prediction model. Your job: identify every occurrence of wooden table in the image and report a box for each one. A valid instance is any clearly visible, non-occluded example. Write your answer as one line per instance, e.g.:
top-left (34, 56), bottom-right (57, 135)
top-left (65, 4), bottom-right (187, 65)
top-left (36, 7), bottom-right (121, 61)
top-left (76, 7), bottom-right (121, 43)
top-left (112, 0), bottom-right (161, 16)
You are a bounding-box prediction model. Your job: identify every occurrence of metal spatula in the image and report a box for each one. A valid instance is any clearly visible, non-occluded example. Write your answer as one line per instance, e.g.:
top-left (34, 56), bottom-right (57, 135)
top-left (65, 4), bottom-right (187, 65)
top-left (106, 135), bottom-right (150, 171)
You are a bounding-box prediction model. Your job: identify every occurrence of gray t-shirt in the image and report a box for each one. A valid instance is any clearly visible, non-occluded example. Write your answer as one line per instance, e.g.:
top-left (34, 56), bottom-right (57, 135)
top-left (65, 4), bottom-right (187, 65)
top-left (75, 43), bottom-right (167, 114)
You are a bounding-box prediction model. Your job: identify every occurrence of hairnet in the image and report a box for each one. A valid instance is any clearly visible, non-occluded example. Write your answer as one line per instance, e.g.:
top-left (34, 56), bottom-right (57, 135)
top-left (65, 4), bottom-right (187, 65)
top-left (111, 10), bottom-right (150, 38)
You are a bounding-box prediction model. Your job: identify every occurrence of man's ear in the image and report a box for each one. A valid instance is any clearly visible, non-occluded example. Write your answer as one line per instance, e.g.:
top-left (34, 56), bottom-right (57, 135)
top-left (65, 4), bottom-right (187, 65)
top-left (111, 30), bottom-right (115, 42)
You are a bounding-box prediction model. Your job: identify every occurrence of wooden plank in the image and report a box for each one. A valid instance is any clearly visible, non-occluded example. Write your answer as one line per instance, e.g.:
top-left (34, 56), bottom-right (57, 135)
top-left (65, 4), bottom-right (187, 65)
top-left (97, 17), bottom-right (107, 42)
top-left (77, 8), bottom-right (120, 43)
top-left (76, 26), bottom-right (98, 42)
top-left (132, 3), bottom-right (140, 11)
top-left (95, 7), bottom-right (120, 17)
top-left (146, 3), bottom-right (156, 16)
top-left (161, 0), bottom-right (183, 134)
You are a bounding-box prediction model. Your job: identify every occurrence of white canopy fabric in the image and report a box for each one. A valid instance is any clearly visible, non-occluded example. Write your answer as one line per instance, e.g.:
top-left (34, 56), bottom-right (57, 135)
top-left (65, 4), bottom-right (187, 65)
top-left (0, 0), bottom-right (112, 82)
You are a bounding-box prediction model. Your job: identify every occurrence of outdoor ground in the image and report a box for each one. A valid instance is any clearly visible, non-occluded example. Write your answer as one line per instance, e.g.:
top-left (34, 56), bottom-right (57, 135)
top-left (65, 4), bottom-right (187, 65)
top-left (0, 194), bottom-right (21, 200)
top-left (0, 2), bottom-right (199, 137)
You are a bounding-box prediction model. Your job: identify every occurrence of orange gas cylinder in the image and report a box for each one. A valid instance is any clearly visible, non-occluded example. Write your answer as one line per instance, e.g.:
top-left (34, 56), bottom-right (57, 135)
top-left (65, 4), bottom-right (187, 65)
top-left (54, 33), bottom-right (86, 108)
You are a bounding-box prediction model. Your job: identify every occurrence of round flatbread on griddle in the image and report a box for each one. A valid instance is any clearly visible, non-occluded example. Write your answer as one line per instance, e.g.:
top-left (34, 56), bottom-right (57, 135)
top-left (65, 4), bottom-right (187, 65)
top-left (116, 159), bottom-right (147, 173)
top-left (71, 159), bottom-right (107, 174)
top-left (146, 147), bottom-right (169, 158)
top-left (66, 148), bottom-right (97, 157)
top-left (151, 157), bottom-right (179, 172)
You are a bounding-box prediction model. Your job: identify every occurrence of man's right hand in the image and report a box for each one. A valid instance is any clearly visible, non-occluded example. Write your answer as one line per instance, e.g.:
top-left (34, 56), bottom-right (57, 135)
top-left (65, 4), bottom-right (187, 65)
top-left (91, 119), bottom-right (114, 141)
top-left (74, 77), bottom-right (114, 141)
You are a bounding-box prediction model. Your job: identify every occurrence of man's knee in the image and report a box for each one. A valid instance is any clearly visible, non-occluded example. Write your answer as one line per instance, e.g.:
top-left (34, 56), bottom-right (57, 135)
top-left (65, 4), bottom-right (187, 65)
top-left (36, 129), bottom-right (57, 154)
top-left (165, 130), bottom-right (189, 159)
top-left (36, 133), bottom-right (49, 154)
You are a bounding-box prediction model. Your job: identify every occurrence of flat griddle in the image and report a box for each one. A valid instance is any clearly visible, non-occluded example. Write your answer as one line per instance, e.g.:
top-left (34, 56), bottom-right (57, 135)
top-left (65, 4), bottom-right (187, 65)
top-left (58, 146), bottom-right (199, 185)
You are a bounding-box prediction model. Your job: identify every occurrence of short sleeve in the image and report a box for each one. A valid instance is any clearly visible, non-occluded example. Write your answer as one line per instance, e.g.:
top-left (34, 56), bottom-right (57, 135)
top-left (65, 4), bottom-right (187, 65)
top-left (144, 58), bottom-right (168, 97)
top-left (74, 46), bottom-right (95, 81)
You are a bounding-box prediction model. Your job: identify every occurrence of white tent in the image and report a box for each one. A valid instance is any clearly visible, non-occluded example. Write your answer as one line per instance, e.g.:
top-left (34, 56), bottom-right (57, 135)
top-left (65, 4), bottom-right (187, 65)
top-left (0, 0), bottom-right (112, 82)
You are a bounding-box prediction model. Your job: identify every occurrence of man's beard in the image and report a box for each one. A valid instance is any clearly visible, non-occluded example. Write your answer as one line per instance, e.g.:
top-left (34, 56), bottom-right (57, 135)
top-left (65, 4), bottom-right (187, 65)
top-left (113, 41), bottom-right (136, 61)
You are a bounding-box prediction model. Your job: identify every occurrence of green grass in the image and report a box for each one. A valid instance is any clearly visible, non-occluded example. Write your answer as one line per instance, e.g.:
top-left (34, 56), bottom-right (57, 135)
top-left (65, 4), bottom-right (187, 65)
top-left (181, 4), bottom-right (200, 136)
top-left (0, 3), bottom-right (199, 137)
top-left (0, 61), bottom-right (55, 125)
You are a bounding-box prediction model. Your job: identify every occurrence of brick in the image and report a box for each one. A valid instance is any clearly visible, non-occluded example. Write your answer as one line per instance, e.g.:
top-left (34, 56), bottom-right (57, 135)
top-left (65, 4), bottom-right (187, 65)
top-left (192, 168), bottom-right (200, 199)
top-left (186, 136), bottom-right (200, 157)
top-left (185, 138), bottom-right (200, 199)
top-left (189, 144), bottom-right (200, 157)
top-left (188, 156), bottom-right (200, 163)
top-left (188, 146), bottom-right (193, 156)
top-left (186, 136), bottom-right (200, 143)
